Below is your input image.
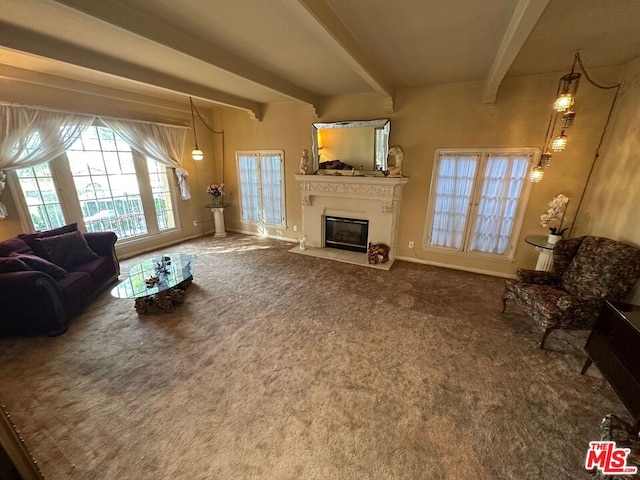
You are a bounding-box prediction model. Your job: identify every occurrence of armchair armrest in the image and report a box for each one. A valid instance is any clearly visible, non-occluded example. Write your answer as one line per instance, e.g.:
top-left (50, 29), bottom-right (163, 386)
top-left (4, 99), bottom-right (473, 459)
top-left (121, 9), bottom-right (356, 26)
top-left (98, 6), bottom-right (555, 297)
top-left (556, 294), bottom-right (603, 312)
top-left (516, 269), bottom-right (557, 285)
top-left (554, 294), bottom-right (605, 330)
top-left (84, 231), bottom-right (118, 257)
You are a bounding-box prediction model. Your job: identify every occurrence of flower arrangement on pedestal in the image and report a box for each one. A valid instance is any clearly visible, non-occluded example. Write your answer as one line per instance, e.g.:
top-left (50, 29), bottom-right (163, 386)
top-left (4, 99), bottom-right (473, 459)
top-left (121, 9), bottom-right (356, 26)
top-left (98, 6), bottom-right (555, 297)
top-left (540, 193), bottom-right (569, 243)
top-left (207, 183), bottom-right (225, 205)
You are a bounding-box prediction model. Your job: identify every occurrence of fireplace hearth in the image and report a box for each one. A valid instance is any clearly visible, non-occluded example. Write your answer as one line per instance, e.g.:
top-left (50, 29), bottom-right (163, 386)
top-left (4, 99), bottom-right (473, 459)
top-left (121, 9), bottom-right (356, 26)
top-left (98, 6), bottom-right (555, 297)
top-left (324, 216), bottom-right (369, 253)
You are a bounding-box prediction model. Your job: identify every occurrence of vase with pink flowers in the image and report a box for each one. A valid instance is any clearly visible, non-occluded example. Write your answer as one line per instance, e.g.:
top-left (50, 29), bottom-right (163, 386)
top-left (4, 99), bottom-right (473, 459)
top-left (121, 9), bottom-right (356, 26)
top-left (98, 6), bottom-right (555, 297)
top-left (207, 183), bottom-right (225, 205)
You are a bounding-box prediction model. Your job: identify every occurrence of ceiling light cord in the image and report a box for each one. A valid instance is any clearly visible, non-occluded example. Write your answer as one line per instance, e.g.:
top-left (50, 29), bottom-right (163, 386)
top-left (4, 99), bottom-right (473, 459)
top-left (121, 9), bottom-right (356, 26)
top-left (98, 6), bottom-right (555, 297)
top-left (189, 97), bottom-right (225, 183)
top-left (568, 83), bottom-right (621, 237)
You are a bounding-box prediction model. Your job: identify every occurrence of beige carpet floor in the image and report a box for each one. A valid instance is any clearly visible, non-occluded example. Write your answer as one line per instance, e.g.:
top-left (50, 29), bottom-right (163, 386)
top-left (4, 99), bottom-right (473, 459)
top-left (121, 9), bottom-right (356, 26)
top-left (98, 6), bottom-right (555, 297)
top-left (0, 233), bottom-right (631, 479)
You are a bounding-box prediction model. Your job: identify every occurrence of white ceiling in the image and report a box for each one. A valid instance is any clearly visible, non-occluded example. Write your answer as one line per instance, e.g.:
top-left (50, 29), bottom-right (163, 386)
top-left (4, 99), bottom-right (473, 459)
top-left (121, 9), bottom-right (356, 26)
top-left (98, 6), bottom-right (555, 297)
top-left (1, 0), bottom-right (640, 119)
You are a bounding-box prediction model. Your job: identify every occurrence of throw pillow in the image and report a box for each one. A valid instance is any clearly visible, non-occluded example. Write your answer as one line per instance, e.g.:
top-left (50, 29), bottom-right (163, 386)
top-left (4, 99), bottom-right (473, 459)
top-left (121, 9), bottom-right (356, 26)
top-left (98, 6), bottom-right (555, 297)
top-left (0, 257), bottom-right (32, 274)
top-left (33, 230), bottom-right (99, 270)
top-left (19, 223), bottom-right (78, 258)
top-left (10, 253), bottom-right (68, 279)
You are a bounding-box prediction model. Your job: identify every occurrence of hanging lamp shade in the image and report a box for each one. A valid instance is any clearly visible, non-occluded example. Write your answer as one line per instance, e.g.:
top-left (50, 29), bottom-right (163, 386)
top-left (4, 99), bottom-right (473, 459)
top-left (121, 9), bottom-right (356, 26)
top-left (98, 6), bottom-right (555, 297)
top-left (192, 148), bottom-right (204, 161)
top-left (553, 72), bottom-right (581, 113)
top-left (530, 165), bottom-right (544, 183)
top-left (551, 132), bottom-right (568, 152)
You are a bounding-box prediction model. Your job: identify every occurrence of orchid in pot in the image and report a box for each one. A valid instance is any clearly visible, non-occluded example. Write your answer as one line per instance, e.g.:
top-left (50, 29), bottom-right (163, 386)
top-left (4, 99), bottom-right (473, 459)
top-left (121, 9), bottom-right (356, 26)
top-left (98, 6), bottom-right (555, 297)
top-left (540, 193), bottom-right (569, 244)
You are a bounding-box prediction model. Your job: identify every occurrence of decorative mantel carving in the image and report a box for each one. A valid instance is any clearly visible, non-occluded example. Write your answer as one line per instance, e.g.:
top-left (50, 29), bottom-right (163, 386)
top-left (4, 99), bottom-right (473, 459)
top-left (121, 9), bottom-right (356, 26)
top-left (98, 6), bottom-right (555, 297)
top-left (294, 175), bottom-right (408, 260)
top-left (294, 175), bottom-right (407, 202)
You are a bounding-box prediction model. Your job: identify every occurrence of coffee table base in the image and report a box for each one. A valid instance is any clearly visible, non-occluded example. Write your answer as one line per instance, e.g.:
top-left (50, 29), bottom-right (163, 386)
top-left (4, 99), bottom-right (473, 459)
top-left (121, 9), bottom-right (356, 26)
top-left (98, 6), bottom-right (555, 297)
top-left (134, 277), bottom-right (193, 314)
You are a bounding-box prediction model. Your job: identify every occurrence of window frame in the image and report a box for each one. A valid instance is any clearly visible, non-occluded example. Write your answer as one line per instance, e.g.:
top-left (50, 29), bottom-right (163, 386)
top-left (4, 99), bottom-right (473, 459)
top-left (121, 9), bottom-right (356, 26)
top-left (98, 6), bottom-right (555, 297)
top-left (236, 150), bottom-right (286, 229)
top-left (422, 147), bottom-right (539, 261)
top-left (9, 125), bottom-right (181, 242)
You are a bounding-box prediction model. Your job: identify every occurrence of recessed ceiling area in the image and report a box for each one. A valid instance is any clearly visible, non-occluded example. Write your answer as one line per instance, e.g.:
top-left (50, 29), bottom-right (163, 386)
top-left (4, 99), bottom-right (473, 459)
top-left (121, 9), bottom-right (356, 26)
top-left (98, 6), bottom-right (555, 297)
top-left (1, 0), bottom-right (640, 118)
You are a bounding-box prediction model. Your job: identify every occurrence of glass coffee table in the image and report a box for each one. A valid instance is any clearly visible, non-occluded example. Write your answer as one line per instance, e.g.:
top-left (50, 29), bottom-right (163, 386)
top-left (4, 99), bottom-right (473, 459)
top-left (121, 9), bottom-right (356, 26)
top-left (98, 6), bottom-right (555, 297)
top-left (111, 253), bottom-right (196, 314)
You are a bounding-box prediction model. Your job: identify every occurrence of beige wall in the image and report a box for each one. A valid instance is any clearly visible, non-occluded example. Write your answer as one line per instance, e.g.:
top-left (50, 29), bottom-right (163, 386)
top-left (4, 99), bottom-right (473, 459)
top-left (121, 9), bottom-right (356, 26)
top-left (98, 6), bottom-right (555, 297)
top-left (571, 57), bottom-right (640, 303)
top-left (1, 62), bottom-right (632, 278)
top-left (218, 68), bottom-right (623, 276)
top-left (0, 80), bottom-right (220, 259)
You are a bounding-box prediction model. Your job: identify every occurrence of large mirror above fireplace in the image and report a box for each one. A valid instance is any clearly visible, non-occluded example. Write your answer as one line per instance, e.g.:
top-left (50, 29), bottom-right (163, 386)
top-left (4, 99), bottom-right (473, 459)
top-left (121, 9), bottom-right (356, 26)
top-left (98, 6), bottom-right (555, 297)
top-left (311, 119), bottom-right (390, 174)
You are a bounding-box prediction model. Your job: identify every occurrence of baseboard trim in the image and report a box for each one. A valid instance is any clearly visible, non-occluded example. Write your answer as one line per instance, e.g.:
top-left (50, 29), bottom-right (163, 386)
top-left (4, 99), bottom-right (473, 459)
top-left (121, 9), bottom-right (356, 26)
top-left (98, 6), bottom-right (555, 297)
top-left (226, 228), bottom-right (297, 244)
top-left (394, 255), bottom-right (516, 279)
top-left (116, 232), bottom-right (208, 260)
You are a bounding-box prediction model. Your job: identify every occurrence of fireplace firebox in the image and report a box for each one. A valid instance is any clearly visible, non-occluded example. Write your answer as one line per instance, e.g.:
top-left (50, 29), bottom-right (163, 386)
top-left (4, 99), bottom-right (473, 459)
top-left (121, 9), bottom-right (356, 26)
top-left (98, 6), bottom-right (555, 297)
top-left (324, 215), bottom-right (369, 253)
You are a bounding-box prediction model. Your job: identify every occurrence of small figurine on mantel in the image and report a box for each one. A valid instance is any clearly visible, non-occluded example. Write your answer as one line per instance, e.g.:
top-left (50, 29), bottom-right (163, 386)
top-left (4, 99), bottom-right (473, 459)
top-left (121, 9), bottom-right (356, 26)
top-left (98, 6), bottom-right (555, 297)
top-left (299, 149), bottom-right (310, 175)
top-left (387, 145), bottom-right (404, 177)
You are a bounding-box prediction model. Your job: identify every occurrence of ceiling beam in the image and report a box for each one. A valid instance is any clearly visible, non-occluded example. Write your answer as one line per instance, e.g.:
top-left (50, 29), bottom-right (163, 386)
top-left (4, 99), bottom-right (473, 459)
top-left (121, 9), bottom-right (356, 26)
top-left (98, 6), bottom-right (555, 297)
top-left (482, 0), bottom-right (551, 104)
top-left (50, 0), bottom-right (319, 110)
top-left (0, 22), bottom-right (265, 120)
top-left (280, 0), bottom-right (395, 112)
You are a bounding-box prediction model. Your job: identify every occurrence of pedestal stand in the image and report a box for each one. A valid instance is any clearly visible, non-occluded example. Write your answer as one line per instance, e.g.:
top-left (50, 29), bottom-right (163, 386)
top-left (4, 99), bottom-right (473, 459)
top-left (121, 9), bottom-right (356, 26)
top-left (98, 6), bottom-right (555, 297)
top-left (525, 235), bottom-right (556, 272)
top-left (205, 204), bottom-right (230, 237)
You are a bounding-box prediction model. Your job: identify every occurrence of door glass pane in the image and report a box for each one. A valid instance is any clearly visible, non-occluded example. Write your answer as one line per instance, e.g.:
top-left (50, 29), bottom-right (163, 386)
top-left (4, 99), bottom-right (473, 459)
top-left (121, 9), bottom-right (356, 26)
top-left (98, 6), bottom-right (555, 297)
top-left (238, 154), bottom-right (260, 223)
top-left (429, 154), bottom-right (479, 249)
top-left (260, 154), bottom-right (283, 226)
top-left (469, 155), bottom-right (529, 255)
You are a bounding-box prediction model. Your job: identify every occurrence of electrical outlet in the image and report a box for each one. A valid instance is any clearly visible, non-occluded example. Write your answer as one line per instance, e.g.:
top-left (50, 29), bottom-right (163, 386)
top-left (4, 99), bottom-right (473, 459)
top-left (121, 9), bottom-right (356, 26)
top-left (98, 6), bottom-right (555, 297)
top-left (293, 225), bottom-right (298, 232)
top-left (193, 220), bottom-right (198, 227)
top-left (409, 241), bottom-right (414, 248)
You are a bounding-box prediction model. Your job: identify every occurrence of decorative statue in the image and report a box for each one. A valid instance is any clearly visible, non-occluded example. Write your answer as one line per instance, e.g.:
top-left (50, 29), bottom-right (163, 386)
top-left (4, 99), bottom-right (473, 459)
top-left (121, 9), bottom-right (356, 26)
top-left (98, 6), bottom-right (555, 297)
top-left (387, 145), bottom-right (404, 177)
top-left (299, 149), bottom-right (310, 175)
top-left (298, 236), bottom-right (307, 251)
top-left (367, 242), bottom-right (390, 264)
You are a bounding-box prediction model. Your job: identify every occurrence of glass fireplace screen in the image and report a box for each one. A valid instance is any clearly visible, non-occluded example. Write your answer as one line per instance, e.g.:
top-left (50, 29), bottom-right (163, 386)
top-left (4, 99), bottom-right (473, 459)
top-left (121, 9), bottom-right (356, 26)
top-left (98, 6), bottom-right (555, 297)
top-left (324, 215), bottom-right (369, 253)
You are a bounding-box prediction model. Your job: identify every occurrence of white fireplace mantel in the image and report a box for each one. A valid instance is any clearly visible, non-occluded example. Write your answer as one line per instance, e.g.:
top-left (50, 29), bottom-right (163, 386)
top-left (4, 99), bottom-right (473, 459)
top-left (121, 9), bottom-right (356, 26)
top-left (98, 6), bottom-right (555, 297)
top-left (294, 174), bottom-right (408, 261)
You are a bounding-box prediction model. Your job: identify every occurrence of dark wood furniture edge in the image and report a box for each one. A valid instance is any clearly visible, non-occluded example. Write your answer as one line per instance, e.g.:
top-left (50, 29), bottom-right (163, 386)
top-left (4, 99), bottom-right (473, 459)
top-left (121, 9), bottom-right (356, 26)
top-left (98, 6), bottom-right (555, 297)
top-left (0, 403), bottom-right (43, 480)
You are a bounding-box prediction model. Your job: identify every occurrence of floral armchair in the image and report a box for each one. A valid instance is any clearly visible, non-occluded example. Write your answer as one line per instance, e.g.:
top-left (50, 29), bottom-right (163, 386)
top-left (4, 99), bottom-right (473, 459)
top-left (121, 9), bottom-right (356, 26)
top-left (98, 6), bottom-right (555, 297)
top-left (501, 236), bottom-right (640, 348)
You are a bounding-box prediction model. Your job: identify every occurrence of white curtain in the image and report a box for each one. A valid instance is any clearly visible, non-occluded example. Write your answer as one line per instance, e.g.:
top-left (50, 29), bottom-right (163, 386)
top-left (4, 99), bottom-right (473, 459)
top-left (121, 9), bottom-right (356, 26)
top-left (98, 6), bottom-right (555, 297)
top-left (260, 153), bottom-right (283, 225)
top-left (469, 154), bottom-right (528, 255)
top-left (100, 119), bottom-right (189, 199)
top-left (0, 104), bottom-right (95, 218)
top-left (237, 153), bottom-right (260, 223)
top-left (429, 153), bottom-right (479, 249)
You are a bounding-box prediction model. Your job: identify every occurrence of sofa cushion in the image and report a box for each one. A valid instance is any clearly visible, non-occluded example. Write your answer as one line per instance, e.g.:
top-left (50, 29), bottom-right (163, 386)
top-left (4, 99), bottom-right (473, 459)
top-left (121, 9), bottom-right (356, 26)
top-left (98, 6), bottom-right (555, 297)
top-left (19, 223), bottom-right (78, 258)
top-left (0, 237), bottom-right (34, 257)
top-left (72, 256), bottom-right (117, 284)
top-left (0, 257), bottom-right (32, 273)
top-left (11, 253), bottom-right (68, 279)
top-left (34, 230), bottom-right (99, 270)
top-left (57, 271), bottom-right (94, 303)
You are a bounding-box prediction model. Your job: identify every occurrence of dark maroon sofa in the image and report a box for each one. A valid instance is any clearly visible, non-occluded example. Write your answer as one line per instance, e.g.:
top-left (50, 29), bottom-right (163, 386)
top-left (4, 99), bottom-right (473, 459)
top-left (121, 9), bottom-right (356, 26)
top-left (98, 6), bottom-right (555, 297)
top-left (0, 223), bottom-right (119, 336)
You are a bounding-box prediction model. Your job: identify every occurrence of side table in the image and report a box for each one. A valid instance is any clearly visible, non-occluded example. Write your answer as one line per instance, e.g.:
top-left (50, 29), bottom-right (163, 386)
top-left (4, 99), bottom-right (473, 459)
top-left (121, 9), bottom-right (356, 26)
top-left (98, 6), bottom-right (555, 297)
top-left (205, 204), bottom-right (230, 237)
top-left (525, 235), bottom-right (556, 271)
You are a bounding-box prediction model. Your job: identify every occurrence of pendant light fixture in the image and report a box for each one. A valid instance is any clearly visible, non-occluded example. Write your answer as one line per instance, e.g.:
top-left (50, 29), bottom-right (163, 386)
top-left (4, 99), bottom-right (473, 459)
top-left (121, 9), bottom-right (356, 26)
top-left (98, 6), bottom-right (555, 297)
top-left (190, 97), bottom-right (203, 161)
top-left (530, 52), bottom-right (620, 183)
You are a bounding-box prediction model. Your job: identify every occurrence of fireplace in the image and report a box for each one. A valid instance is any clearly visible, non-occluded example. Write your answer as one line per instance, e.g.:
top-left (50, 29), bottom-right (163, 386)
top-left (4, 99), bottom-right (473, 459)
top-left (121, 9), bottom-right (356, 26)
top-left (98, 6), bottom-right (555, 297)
top-left (324, 215), bottom-right (369, 253)
top-left (294, 175), bottom-right (408, 266)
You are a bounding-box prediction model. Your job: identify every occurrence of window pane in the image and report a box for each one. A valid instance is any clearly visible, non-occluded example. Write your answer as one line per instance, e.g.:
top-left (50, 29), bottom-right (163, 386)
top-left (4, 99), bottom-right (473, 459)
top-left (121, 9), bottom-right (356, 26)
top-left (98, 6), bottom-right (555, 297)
top-left (146, 159), bottom-right (176, 231)
top-left (16, 163), bottom-right (66, 230)
top-left (260, 154), bottom-right (283, 226)
top-left (238, 154), bottom-right (260, 223)
top-left (68, 126), bottom-right (147, 239)
top-left (429, 154), bottom-right (478, 249)
top-left (469, 155), bottom-right (529, 255)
